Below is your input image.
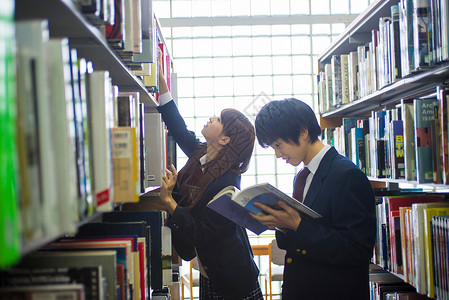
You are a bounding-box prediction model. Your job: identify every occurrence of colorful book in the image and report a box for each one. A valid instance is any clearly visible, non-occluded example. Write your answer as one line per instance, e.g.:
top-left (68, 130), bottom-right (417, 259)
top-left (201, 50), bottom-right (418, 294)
top-left (411, 202), bottom-right (449, 295)
top-left (19, 250), bottom-right (117, 300)
top-left (0, 0), bottom-right (20, 269)
top-left (391, 120), bottom-right (405, 179)
top-left (44, 38), bottom-right (79, 235)
top-left (86, 70), bottom-right (115, 211)
top-left (423, 207), bottom-right (449, 298)
top-left (111, 127), bottom-right (139, 203)
top-left (414, 98), bottom-right (438, 183)
top-left (385, 194), bottom-right (444, 274)
top-left (401, 99), bottom-right (416, 181)
top-left (16, 19), bottom-right (60, 239)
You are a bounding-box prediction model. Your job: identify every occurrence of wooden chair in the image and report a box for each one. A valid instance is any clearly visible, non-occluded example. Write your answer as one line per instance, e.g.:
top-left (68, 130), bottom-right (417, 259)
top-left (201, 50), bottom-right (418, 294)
top-left (180, 258), bottom-right (199, 300)
top-left (253, 239), bottom-right (286, 300)
top-left (251, 243), bottom-right (271, 300)
top-left (268, 239), bottom-right (286, 300)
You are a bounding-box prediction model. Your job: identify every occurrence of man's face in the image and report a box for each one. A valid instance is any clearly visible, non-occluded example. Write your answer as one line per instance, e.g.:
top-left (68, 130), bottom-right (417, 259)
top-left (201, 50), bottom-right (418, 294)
top-left (269, 137), bottom-right (308, 167)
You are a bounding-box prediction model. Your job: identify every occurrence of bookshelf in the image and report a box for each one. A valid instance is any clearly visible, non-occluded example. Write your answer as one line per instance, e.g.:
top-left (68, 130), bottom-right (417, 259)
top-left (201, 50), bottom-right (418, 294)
top-left (0, 0), bottom-right (177, 298)
top-left (317, 0), bottom-right (449, 298)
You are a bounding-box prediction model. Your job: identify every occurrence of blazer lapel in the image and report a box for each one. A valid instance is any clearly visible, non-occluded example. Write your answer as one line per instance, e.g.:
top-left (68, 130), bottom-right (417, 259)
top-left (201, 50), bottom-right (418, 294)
top-left (303, 147), bottom-right (338, 208)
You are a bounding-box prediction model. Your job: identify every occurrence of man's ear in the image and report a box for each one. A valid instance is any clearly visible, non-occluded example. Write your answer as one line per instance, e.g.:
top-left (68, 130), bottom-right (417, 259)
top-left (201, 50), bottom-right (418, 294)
top-left (219, 135), bottom-right (231, 146)
top-left (299, 129), bottom-right (309, 142)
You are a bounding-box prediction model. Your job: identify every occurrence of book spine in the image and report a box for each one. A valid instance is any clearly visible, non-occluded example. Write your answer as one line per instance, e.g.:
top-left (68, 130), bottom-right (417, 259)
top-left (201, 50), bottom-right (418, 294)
top-left (0, 0), bottom-right (20, 269)
top-left (413, 0), bottom-right (432, 70)
top-left (414, 98), bottom-right (438, 183)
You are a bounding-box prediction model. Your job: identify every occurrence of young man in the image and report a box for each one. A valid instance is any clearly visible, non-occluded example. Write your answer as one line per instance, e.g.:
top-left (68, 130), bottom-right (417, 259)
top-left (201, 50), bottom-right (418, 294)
top-left (251, 98), bottom-right (376, 300)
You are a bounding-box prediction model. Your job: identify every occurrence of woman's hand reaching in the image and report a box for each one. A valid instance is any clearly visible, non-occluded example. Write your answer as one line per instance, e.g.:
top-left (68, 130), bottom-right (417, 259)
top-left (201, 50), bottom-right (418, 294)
top-left (160, 164), bottom-right (178, 214)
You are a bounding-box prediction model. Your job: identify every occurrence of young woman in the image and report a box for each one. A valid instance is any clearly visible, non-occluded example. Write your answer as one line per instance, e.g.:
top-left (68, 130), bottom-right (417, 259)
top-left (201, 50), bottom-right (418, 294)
top-left (156, 59), bottom-right (263, 299)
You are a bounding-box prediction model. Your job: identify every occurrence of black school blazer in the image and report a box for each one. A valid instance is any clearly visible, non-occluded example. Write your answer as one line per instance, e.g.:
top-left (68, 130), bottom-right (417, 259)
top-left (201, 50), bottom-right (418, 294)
top-left (277, 147), bottom-right (376, 300)
top-left (157, 101), bottom-right (260, 299)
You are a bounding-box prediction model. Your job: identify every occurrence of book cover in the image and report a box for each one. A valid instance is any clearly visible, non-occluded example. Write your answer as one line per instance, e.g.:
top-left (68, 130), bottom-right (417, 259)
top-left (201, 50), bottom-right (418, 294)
top-left (45, 38), bottom-right (79, 235)
top-left (431, 99), bottom-right (442, 184)
top-left (411, 202), bottom-right (449, 295)
top-left (133, 0), bottom-right (155, 64)
top-left (390, 5), bottom-right (402, 82)
top-left (414, 98), bottom-right (438, 183)
top-left (438, 86), bottom-right (449, 184)
top-left (331, 54), bottom-right (342, 107)
top-left (391, 120), bottom-right (405, 179)
top-left (112, 127), bottom-right (139, 203)
top-left (350, 127), bottom-right (364, 171)
top-left (413, 0), bottom-right (432, 70)
top-left (399, 0), bottom-right (415, 76)
top-left (105, 0), bottom-right (125, 49)
top-left (441, 0), bottom-right (449, 61)
top-left (423, 207), bottom-right (449, 298)
top-left (340, 54), bottom-right (350, 104)
top-left (143, 111), bottom-right (167, 188)
top-left (15, 31), bottom-right (44, 245)
top-left (401, 99), bottom-right (417, 181)
top-left (324, 63), bottom-right (333, 110)
top-left (44, 240), bottom-right (132, 300)
top-left (16, 19), bottom-right (61, 239)
top-left (68, 48), bottom-right (89, 222)
top-left (19, 251), bottom-right (117, 300)
top-left (0, 2), bottom-right (20, 269)
top-left (348, 51), bottom-right (358, 102)
top-left (0, 284), bottom-right (85, 300)
top-left (0, 266), bottom-right (104, 300)
top-left (207, 183), bottom-right (322, 235)
top-left (399, 206), bottom-right (412, 282)
top-left (86, 70), bottom-right (115, 211)
top-left (76, 58), bottom-right (94, 218)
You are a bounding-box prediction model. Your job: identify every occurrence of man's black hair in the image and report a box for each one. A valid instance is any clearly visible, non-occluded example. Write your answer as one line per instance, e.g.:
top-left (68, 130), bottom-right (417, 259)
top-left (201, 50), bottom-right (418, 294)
top-left (255, 98), bottom-right (322, 148)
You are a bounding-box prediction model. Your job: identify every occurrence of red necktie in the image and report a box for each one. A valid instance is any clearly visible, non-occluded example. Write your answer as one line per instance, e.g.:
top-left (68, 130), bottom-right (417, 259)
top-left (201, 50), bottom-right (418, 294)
top-left (293, 167), bottom-right (310, 202)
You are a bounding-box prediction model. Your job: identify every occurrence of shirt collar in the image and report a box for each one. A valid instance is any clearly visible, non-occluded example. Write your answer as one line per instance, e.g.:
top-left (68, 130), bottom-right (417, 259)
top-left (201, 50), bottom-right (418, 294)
top-left (199, 154), bottom-right (208, 169)
top-left (304, 144), bottom-right (331, 175)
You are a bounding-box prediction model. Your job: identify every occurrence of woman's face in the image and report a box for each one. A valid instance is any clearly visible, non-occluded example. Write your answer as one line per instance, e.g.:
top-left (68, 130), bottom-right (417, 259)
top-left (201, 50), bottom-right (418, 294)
top-left (202, 116), bottom-right (225, 142)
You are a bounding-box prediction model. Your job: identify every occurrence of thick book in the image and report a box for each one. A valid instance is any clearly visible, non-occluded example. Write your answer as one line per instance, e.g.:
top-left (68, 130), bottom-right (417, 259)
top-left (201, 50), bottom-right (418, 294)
top-left (0, 284), bottom-right (86, 300)
top-left (19, 250), bottom-right (117, 300)
top-left (411, 202), bottom-right (449, 295)
top-left (111, 127), bottom-right (139, 203)
top-left (0, 266), bottom-right (103, 300)
top-left (423, 207), bottom-right (449, 298)
top-left (0, 2), bottom-right (20, 269)
top-left (414, 98), bottom-right (438, 183)
top-left (86, 70), bottom-right (114, 211)
top-left (206, 183), bottom-right (322, 235)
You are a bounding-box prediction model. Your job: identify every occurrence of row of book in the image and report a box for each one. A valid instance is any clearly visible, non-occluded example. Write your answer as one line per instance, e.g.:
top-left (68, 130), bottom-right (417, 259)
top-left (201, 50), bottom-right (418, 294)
top-left (0, 17), bottom-right (175, 270)
top-left (372, 193), bottom-right (449, 299)
top-left (0, 211), bottom-right (173, 300)
top-left (318, 0), bottom-right (449, 113)
top-left (322, 86), bottom-right (449, 185)
top-left (75, 0), bottom-right (164, 92)
top-left (369, 281), bottom-right (428, 300)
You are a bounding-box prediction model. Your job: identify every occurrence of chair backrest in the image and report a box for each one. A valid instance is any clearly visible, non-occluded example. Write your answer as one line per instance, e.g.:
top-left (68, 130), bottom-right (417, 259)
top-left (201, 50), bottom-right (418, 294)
top-left (271, 239), bottom-right (286, 266)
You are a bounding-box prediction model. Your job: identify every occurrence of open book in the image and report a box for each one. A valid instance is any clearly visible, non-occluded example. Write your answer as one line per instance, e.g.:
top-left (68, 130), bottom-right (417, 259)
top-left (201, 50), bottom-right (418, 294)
top-left (206, 182), bottom-right (322, 235)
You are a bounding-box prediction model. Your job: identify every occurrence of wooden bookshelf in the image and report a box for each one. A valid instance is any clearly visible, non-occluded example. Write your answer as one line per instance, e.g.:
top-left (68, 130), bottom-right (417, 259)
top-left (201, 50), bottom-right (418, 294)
top-left (317, 0), bottom-right (449, 298)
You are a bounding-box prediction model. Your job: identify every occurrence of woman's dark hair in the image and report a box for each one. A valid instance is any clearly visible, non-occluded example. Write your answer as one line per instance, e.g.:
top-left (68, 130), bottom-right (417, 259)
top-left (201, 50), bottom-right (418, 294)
top-left (176, 108), bottom-right (255, 208)
top-left (255, 98), bottom-right (321, 148)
